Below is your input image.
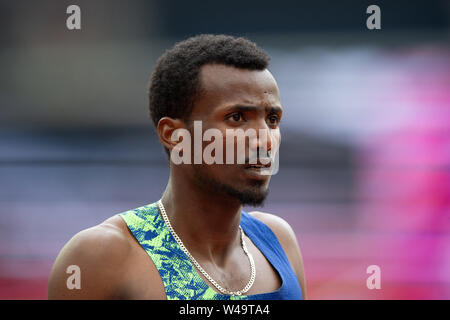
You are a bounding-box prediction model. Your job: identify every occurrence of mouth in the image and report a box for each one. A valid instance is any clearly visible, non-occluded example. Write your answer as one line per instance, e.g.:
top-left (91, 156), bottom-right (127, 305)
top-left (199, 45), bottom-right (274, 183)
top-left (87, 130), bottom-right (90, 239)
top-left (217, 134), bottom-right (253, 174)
top-left (244, 164), bottom-right (271, 170)
top-left (244, 159), bottom-right (272, 169)
top-left (243, 159), bottom-right (272, 179)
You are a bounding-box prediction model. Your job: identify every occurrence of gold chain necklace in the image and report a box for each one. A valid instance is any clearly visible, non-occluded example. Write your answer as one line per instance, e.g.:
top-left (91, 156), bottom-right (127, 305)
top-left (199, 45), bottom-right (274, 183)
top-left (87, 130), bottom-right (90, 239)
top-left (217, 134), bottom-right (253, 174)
top-left (157, 200), bottom-right (256, 296)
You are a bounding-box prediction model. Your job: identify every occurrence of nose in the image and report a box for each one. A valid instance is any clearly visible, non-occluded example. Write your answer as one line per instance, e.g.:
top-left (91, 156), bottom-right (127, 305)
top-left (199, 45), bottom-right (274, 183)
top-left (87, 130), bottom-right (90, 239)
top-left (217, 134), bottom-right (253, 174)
top-left (249, 122), bottom-right (278, 160)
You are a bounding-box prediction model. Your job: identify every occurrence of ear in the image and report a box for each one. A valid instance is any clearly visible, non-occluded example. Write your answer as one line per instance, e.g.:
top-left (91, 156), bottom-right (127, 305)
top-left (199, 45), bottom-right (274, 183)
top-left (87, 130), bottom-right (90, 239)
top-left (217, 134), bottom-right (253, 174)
top-left (156, 117), bottom-right (186, 152)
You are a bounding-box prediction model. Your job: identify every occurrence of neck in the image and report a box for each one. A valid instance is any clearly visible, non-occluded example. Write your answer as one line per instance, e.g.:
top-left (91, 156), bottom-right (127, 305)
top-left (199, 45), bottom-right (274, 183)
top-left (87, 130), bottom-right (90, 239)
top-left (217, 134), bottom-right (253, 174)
top-left (160, 168), bottom-right (243, 265)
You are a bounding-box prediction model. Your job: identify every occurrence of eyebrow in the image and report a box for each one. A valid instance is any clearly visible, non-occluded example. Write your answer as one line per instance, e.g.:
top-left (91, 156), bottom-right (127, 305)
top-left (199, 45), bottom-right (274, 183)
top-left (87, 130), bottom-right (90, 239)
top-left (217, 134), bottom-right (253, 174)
top-left (224, 104), bottom-right (282, 114)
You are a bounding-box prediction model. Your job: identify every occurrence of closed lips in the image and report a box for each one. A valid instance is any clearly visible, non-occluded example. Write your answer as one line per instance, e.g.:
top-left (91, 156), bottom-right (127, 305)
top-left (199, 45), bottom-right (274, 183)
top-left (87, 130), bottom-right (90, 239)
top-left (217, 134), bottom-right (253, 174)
top-left (244, 161), bottom-right (271, 168)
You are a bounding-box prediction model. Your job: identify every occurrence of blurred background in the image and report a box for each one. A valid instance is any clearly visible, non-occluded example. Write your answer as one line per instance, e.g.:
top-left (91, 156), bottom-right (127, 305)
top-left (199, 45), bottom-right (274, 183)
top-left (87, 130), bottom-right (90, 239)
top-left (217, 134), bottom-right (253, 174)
top-left (0, 0), bottom-right (449, 299)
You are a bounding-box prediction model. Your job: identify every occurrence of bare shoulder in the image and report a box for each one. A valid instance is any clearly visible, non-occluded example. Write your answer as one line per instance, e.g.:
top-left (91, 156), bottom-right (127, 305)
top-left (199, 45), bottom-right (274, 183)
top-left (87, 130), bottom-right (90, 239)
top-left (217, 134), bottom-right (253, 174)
top-left (48, 215), bottom-right (135, 299)
top-left (248, 211), bottom-right (307, 299)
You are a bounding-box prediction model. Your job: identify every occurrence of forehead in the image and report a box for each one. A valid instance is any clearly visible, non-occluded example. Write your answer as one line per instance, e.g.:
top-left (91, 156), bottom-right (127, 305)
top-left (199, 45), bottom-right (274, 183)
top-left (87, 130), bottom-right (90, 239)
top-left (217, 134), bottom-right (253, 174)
top-left (193, 64), bottom-right (281, 116)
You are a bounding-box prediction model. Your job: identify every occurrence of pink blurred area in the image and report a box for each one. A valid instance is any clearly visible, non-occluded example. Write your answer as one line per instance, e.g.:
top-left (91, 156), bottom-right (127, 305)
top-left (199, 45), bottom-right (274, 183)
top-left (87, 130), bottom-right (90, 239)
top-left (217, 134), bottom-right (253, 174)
top-left (304, 47), bottom-right (450, 299)
top-left (352, 49), bottom-right (450, 299)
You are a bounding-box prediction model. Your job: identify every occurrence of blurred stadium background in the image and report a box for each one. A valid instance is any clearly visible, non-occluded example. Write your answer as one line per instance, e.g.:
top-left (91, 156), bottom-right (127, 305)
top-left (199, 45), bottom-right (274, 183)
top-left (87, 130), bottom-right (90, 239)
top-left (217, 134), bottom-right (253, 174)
top-left (0, 0), bottom-right (449, 299)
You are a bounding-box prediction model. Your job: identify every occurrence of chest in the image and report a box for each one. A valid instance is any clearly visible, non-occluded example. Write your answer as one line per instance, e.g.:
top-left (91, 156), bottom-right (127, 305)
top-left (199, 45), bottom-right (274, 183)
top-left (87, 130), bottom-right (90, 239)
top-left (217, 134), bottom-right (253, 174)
top-left (122, 233), bottom-right (283, 299)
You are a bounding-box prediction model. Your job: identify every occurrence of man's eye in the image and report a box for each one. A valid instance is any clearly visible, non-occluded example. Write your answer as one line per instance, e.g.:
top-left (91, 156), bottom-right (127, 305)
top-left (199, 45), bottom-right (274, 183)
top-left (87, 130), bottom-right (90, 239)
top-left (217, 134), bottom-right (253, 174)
top-left (230, 113), bottom-right (244, 122)
top-left (268, 114), bottom-right (280, 124)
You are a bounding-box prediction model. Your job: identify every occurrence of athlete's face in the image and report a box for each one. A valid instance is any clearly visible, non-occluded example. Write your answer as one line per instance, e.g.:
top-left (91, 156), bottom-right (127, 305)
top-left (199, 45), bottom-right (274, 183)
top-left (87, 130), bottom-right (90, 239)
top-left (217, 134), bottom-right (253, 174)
top-left (186, 64), bottom-right (282, 206)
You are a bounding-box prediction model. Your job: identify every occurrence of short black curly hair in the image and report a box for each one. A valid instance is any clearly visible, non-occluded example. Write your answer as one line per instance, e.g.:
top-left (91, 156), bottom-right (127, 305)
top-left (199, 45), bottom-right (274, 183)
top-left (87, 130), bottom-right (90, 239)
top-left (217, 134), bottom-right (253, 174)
top-left (148, 34), bottom-right (270, 128)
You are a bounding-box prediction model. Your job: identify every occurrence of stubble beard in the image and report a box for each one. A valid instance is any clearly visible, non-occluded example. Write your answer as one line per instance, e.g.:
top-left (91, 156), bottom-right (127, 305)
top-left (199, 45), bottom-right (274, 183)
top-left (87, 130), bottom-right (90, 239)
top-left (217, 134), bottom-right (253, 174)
top-left (191, 165), bottom-right (269, 207)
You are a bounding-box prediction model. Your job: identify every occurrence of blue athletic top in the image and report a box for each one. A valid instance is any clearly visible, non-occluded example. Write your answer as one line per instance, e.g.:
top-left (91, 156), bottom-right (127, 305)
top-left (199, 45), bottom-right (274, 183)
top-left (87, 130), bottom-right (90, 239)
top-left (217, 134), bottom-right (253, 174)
top-left (119, 202), bottom-right (303, 300)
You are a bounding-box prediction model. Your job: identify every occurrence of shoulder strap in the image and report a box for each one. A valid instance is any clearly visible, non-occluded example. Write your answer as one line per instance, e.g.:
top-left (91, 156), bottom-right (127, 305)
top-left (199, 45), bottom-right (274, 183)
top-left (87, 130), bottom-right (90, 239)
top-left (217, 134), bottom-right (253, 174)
top-left (119, 203), bottom-right (248, 300)
top-left (240, 211), bottom-right (303, 300)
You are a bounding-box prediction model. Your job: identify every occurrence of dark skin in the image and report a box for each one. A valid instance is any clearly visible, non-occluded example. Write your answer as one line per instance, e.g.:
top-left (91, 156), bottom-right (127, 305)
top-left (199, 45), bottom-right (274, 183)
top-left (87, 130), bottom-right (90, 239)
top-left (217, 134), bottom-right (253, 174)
top-left (48, 64), bottom-right (307, 299)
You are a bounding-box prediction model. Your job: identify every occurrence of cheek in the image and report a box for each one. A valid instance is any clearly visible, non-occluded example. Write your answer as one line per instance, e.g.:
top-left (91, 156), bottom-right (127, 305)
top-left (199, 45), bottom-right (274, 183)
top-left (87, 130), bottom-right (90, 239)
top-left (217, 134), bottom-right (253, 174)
top-left (271, 130), bottom-right (281, 148)
top-left (202, 164), bottom-right (241, 183)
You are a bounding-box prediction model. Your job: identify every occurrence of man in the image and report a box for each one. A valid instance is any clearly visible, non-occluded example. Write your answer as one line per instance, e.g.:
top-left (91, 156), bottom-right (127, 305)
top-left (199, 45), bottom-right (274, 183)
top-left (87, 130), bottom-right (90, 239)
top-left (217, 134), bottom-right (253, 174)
top-left (48, 34), bottom-right (307, 300)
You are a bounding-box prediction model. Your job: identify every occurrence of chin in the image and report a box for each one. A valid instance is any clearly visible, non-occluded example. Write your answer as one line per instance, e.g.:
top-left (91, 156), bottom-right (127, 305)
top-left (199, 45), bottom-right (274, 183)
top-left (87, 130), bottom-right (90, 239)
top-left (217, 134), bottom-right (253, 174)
top-left (226, 183), bottom-right (269, 207)
top-left (192, 167), bottom-right (270, 206)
